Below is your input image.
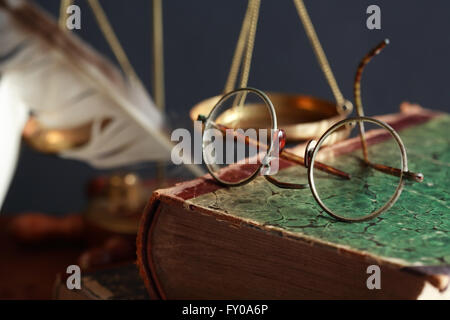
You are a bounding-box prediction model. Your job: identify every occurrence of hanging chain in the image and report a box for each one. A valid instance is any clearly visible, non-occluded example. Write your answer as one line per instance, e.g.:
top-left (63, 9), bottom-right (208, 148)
top-left (87, 0), bottom-right (167, 181)
top-left (152, 0), bottom-right (166, 184)
top-left (58, 0), bottom-right (73, 30)
top-left (223, 1), bottom-right (252, 93)
top-left (83, 0), bottom-right (349, 113)
top-left (223, 0), bottom-right (260, 92)
top-left (225, 0), bottom-right (352, 114)
top-left (87, 0), bottom-right (139, 81)
top-left (292, 0), bottom-right (352, 113)
top-left (152, 0), bottom-right (165, 111)
top-left (238, 0), bottom-right (260, 89)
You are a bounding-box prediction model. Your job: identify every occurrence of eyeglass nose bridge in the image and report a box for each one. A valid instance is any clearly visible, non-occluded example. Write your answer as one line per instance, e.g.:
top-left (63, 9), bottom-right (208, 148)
top-left (304, 139), bottom-right (317, 169)
top-left (262, 130), bottom-right (309, 190)
top-left (260, 129), bottom-right (286, 175)
top-left (259, 154), bottom-right (273, 175)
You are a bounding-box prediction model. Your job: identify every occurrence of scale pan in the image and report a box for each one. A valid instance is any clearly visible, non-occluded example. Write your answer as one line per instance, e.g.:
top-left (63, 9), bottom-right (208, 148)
top-left (190, 92), bottom-right (350, 143)
top-left (22, 117), bottom-right (91, 153)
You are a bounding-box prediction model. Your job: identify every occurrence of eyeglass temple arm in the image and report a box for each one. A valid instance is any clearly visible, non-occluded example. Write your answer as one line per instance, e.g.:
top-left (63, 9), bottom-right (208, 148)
top-left (198, 115), bottom-right (350, 180)
top-left (365, 161), bottom-right (424, 183)
top-left (353, 39), bottom-right (424, 183)
top-left (354, 39), bottom-right (389, 163)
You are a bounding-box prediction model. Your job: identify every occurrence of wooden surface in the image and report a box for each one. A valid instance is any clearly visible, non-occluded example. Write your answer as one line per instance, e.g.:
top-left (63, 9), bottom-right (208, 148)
top-left (0, 217), bottom-right (84, 299)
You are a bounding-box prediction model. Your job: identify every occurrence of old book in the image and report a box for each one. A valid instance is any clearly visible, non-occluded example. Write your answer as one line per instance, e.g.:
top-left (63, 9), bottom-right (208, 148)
top-left (137, 105), bottom-right (450, 299)
top-left (53, 264), bottom-right (148, 300)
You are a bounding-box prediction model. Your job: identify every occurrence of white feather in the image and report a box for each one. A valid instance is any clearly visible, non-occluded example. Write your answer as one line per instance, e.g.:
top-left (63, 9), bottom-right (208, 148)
top-left (0, 1), bottom-right (203, 207)
top-left (0, 78), bottom-right (28, 207)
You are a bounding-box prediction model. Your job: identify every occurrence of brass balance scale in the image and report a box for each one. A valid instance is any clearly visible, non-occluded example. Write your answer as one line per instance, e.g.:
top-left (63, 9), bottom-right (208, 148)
top-left (190, 0), bottom-right (353, 144)
top-left (21, 0), bottom-right (353, 233)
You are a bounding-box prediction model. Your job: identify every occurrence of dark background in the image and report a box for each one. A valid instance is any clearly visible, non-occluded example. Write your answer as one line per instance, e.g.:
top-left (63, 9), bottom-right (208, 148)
top-left (2, 0), bottom-right (449, 214)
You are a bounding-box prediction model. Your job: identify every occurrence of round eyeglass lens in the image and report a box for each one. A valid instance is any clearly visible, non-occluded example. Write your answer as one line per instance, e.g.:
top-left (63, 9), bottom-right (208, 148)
top-left (309, 118), bottom-right (406, 221)
top-left (202, 89), bottom-right (276, 185)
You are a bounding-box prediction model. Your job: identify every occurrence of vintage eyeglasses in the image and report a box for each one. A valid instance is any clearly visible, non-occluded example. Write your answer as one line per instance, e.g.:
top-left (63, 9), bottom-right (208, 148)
top-left (198, 41), bottom-right (423, 222)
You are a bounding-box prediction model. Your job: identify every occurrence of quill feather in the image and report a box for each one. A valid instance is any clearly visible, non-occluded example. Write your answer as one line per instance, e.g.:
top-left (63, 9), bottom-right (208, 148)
top-left (0, 0), bottom-right (203, 207)
top-left (0, 77), bottom-right (28, 207)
